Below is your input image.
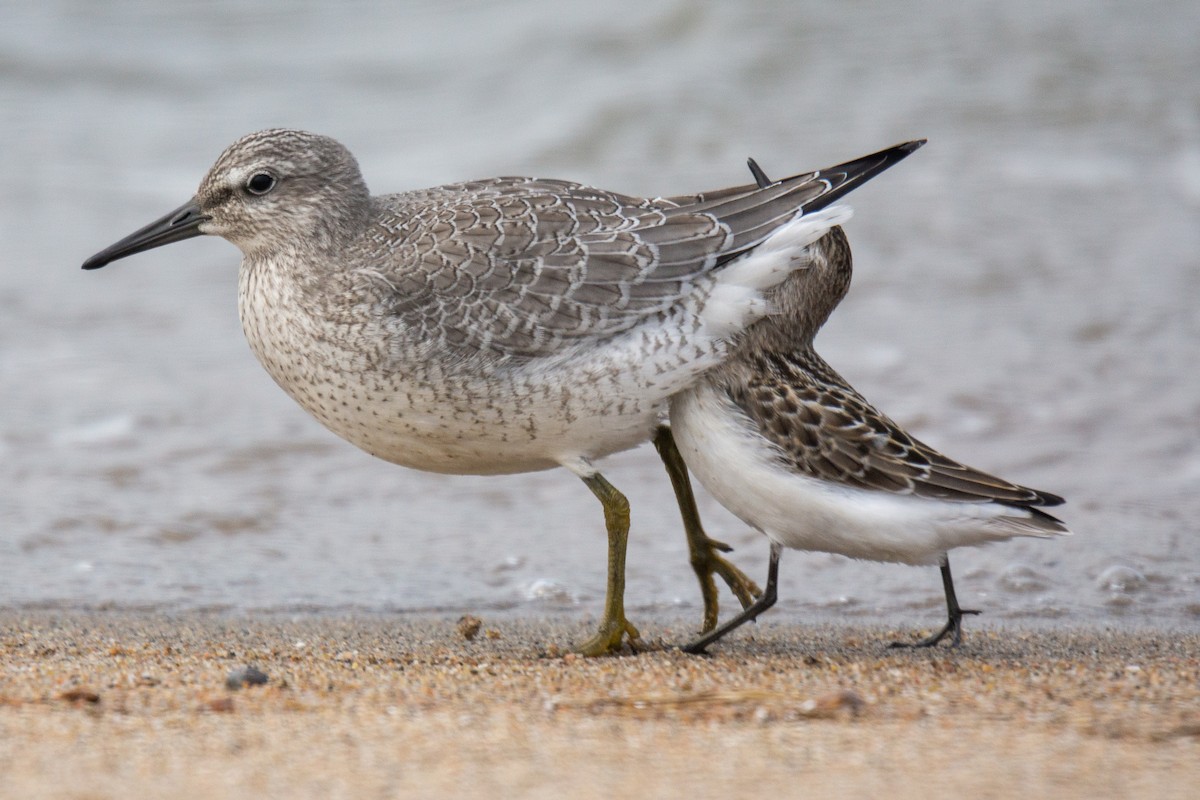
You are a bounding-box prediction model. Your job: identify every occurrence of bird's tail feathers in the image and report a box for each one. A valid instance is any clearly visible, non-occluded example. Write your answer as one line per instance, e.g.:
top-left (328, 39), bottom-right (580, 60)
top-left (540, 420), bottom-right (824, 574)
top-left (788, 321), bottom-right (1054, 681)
top-left (994, 506), bottom-right (1072, 538)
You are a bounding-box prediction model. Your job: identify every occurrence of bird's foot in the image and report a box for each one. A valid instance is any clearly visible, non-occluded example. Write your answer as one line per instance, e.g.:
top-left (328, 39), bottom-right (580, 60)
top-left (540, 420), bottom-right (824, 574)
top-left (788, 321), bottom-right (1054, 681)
top-left (575, 614), bottom-right (642, 657)
top-left (691, 536), bottom-right (762, 633)
top-left (888, 608), bottom-right (981, 649)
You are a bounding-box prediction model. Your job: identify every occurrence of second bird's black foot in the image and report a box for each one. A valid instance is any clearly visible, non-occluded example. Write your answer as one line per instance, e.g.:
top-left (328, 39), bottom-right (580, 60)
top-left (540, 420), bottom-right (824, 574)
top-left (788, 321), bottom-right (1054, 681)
top-left (888, 608), bottom-right (981, 649)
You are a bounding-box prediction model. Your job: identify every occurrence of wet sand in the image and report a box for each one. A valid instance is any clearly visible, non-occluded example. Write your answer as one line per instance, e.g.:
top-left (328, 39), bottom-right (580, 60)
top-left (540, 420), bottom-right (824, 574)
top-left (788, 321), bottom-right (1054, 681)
top-left (1, 611), bottom-right (1197, 798)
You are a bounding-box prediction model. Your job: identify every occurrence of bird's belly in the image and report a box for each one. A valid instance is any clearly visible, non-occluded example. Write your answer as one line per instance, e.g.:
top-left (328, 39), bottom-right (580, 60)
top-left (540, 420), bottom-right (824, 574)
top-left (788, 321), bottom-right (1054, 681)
top-left (239, 314), bottom-right (661, 476)
top-left (286, 376), bottom-right (661, 476)
top-left (237, 267), bottom-right (728, 476)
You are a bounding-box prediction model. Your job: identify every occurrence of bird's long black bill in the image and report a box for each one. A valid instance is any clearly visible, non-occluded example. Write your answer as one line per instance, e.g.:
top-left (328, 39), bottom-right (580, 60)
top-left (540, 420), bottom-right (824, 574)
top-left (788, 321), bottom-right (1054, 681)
top-left (81, 200), bottom-right (209, 270)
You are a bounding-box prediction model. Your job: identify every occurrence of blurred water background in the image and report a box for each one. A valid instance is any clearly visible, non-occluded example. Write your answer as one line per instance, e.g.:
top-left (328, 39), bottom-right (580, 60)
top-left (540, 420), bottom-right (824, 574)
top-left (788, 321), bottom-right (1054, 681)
top-left (2, 0), bottom-right (1198, 630)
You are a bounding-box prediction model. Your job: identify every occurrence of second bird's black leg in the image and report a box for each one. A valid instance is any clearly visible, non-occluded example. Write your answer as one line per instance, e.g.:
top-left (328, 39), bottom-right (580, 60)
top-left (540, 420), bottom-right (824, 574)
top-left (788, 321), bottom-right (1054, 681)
top-left (682, 541), bottom-right (783, 654)
top-left (890, 557), bottom-right (981, 648)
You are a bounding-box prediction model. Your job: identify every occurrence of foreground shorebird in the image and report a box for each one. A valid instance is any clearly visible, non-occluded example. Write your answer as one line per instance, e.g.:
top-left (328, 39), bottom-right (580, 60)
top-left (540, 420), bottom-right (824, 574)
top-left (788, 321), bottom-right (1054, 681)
top-left (671, 169), bottom-right (1069, 653)
top-left (81, 129), bottom-right (920, 654)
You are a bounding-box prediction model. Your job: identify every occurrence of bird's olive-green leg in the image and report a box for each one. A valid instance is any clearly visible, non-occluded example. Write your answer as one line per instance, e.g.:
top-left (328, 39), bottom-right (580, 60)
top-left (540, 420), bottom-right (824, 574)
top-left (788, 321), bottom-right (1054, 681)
top-left (653, 426), bottom-right (762, 633)
top-left (576, 472), bottom-right (642, 656)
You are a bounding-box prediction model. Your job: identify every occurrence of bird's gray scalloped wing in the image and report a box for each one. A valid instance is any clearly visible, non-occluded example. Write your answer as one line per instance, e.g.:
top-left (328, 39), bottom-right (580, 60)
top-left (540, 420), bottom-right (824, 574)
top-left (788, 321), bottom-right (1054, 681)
top-left (364, 165), bottom-right (874, 359)
top-left (365, 178), bottom-right (793, 359)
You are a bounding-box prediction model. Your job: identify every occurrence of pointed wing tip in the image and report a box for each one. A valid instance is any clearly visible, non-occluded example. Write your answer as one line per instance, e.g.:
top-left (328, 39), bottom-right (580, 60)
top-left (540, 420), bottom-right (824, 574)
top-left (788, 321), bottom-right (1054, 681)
top-left (878, 138), bottom-right (927, 167)
top-left (1026, 502), bottom-right (1071, 534)
top-left (1034, 489), bottom-right (1066, 508)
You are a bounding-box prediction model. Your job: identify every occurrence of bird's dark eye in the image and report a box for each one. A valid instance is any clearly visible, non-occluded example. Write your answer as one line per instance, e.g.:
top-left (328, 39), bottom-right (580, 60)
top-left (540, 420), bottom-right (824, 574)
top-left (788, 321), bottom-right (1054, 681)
top-left (245, 173), bottom-right (276, 195)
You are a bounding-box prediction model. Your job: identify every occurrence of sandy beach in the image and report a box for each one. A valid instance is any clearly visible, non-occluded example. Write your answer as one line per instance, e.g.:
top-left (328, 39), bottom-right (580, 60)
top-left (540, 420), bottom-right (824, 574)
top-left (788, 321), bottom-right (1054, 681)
top-left (1, 611), bottom-right (1196, 799)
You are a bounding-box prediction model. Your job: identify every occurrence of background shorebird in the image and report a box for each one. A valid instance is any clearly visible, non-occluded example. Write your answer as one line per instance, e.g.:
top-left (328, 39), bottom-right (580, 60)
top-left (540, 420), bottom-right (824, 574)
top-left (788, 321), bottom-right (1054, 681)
top-left (670, 180), bottom-right (1069, 653)
top-left (81, 129), bottom-right (920, 654)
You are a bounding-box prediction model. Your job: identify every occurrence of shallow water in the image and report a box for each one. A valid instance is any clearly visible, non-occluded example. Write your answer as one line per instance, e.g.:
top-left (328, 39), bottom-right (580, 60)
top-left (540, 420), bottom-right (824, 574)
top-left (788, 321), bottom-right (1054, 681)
top-left (2, 0), bottom-right (1198, 628)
